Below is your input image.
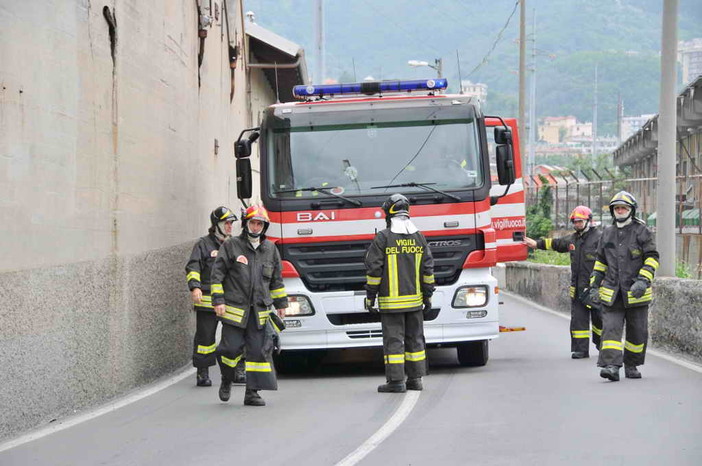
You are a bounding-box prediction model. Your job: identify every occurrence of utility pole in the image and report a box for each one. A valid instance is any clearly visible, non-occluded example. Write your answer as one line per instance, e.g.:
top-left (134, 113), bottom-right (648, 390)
top-left (518, 0), bottom-right (527, 172)
top-left (314, 0), bottom-right (325, 83)
top-left (435, 58), bottom-right (443, 79)
top-left (592, 64), bottom-right (598, 163)
top-left (657, 0), bottom-right (678, 277)
top-left (527, 11), bottom-right (536, 177)
top-left (617, 93), bottom-right (623, 146)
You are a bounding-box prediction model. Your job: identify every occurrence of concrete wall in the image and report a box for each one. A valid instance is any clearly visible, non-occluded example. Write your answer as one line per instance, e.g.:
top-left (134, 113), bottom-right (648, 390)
top-left (0, 0), bottom-right (277, 442)
top-left (496, 262), bottom-right (702, 364)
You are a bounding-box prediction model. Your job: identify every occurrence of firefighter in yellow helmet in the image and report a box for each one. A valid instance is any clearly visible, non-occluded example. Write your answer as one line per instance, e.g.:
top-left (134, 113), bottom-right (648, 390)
top-left (365, 194), bottom-right (435, 393)
top-left (185, 206), bottom-right (237, 387)
top-left (588, 191), bottom-right (659, 381)
top-left (525, 205), bottom-right (603, 358)
top-left (211, 204), bottom-right (289, 405)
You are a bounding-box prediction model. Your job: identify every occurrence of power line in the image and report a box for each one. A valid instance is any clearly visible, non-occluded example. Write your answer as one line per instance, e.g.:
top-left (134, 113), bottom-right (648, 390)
top-left (466, 0), bottom-right (520, 78)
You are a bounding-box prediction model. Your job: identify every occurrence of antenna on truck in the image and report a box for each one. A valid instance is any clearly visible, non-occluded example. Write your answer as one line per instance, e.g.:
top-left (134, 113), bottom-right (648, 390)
top-left (456, 50), bottom-right (464, 94)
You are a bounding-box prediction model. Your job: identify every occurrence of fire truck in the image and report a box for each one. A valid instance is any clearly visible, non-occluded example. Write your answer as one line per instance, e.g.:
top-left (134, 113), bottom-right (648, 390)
top-left (234, 79), bottom-right (526, 368)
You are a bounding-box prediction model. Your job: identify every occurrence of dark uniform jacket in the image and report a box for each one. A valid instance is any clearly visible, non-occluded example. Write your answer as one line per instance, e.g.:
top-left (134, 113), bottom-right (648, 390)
top-left (211, 235), bottom-right (289, 328)
top-left (185, 233), bottom-right (222, 311)
top-left (536, 226), bottom-right (602, 300)
top-left (591, 219), bottom-right (659, 308)
top-left (365, 229), bottom-right (435, 313)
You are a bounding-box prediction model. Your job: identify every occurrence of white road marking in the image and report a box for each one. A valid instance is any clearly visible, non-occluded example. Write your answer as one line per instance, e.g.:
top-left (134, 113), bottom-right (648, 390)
top-left (335, 390), bottom-right (421, 466)
top-left (0, 365), bottom-right (195, 453)
top-left (503, 291), bottom-right (702, 374)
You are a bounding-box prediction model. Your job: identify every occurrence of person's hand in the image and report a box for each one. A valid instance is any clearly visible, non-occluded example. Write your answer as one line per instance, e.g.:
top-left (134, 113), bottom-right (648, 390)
top-left (524, 237), bottom-right (537, 249)
top-left (191, 288), bottom-right (202, 304)
top-left (630, 280), bottom-right (648, 299)
top-left (422, 296), bottom-right (432, 313)
top-left (276, 308), bottom-right (286, 319)
top-left (364, 296), bottom-right (378, 314)
top-left (214, 304), bottom-right (225, 317)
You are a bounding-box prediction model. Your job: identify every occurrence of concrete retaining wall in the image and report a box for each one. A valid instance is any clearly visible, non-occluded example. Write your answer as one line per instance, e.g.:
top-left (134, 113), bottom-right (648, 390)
top-left (496, 262), bottom-right (702, 364)
top-left (0, 242), bottom-right (195, 442)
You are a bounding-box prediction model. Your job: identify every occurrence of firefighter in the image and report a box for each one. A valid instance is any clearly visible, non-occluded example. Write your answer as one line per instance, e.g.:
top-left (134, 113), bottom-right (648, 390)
top-left (365, 194), bottom-right (435, 393)
top-left (211, 204), bottom-right (289, 406)
top-left (185, 206), bottom-right (238, 387)
top-left (589, 191), bottom-right (659, 382)
top-left (525, 205), bottom-right (603, 359)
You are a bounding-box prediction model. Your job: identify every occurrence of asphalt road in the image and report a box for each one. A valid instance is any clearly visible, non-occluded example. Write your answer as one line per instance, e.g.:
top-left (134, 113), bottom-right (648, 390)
top-left (1, 293), bottom-right (701, 466)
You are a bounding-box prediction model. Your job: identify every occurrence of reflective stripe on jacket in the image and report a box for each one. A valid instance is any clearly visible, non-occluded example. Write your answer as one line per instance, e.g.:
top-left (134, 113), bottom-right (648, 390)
top-left (365, 229), bottom-right (435, 313)
top-left (592, 219), bottom-right (659, 307)
top-left (185, 234), bottom-right (222, 307)
top-left (210, 235), bottom-right (289, 328)
top-left (536, 226), bottom-right (602, 297)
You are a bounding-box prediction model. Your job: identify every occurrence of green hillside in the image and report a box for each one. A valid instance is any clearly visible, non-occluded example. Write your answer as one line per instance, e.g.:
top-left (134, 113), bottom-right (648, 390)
top-left (244, 0), bottom-right (702, 135)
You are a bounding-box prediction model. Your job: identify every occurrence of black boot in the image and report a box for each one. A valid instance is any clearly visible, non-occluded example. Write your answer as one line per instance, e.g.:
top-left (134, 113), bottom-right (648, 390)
top-left (244, 389), bottom-right (265, 406)
top-left (406, 377), bottom-right (423, 391)
top-left (600, 365), bottom-right (620, 382)
top-left (571, 351), bottom-right (589, 359)
top-left (377, 381), bottom-right (406, 393)
top-left (625, 365), bottom-right (642, 379)
top-left (219, 377), bottom-right (231, 402)
top-left (196, 367), bottom-right (212, 387)
top-left (233, 364), bottom-right (246, 384)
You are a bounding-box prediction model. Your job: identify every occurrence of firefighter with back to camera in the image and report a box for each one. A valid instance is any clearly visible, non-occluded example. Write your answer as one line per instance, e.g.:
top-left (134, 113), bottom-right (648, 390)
top-left (365, 194), bottom-right (435, 393)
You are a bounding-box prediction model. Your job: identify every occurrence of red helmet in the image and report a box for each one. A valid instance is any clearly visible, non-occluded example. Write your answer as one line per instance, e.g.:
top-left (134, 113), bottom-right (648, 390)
top-left (570, 205), bottom-right (593, 222)
top-left (241, 204), bottom-right (270, 237)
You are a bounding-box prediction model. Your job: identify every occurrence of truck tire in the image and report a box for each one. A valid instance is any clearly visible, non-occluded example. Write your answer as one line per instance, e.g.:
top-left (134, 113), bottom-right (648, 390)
top-left (457, 340), bottom-right (489, 367)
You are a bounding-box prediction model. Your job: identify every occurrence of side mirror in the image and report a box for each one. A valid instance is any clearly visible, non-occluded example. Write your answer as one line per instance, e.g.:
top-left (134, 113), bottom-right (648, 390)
top-left (234, 130), bottom-right (260, 159)
top-left (494, 127), bottom-right (512, 145)
top-left (496, 144), bottom-right (515, 186)
top-left (236, 158), bottom-right (252, 199)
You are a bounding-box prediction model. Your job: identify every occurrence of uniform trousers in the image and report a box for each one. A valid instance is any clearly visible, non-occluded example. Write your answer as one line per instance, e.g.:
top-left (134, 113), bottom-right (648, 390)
top-left (380, 310), bottom-right (427, 382)
top-left (597, 295), bottom-right (649, 368)
top-left (570, 299), bottom-right (602, 353)
top-left (192, 309), bottom-right (219, 368)
top-left (217, 308), bottom-right (277, 390)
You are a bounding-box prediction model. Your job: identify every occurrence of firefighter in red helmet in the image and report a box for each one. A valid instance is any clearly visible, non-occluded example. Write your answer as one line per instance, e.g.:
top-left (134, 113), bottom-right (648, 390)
top-left (211, 204), bottom-right (288, 406)
top-left (365, 194), bottom-right (435, 393)
top-left (525, 205), bottom-right (603, 359)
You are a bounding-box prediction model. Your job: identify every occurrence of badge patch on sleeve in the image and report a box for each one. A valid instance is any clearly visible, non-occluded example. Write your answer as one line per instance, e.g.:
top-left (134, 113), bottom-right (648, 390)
top-left (236, 255), bottom-right (249, 265)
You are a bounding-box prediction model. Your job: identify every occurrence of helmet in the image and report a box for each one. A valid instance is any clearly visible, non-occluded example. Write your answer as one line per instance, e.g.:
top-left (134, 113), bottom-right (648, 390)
top-left (242, 204), bottom-right (270, 238)
top-left (570, 206), bottom-right (592, 222)
top-left (382, 194), bottom-right (410, 220)
top-left (609, 191), bottom-right (637, 221)
top-left (210, 206), bottom-right (237, 227)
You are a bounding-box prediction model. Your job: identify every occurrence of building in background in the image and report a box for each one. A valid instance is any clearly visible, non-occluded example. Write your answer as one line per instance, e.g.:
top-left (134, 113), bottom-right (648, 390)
top-left (679, 38), bottom-right (702, 85)
top-left (461, 80), bottom-right (488, 105)
top-left (621, 114), bottom-right (656, 141)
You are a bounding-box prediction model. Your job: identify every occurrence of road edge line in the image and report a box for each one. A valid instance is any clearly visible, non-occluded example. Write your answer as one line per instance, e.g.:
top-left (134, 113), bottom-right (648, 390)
top-left (335, 390), bottom-right (421, 466)
top-left (502, 290), bottom-right (702, 374)
top-left (0, 365), bottom-right (195, 454)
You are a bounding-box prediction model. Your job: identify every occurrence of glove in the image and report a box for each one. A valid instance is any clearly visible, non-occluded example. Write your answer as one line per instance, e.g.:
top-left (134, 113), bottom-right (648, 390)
top-left (364, 295), bottom-right (378, 314)
top-left (422, 296), bottom-right (432, 313)
top-left (588, 287), bottom-right (600, 305)
top-left (630, 279), bottom-right (648, 299)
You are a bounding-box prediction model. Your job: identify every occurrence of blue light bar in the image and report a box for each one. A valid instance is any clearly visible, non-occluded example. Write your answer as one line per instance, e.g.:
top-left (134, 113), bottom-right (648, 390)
top-left (293, 78), bottom-right (448, 98)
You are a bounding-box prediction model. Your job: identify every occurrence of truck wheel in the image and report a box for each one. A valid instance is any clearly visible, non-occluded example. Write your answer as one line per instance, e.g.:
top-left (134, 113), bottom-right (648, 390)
top-left (457, 340), bottom-right (489, 367)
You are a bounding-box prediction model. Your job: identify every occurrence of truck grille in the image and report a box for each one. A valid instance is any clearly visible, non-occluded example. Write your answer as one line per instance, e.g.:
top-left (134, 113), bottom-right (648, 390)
top-left (279, 235), bottom-right (480, 292)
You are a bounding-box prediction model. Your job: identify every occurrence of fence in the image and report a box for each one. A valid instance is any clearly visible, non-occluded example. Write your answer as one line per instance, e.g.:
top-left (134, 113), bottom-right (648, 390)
top-left (524, 171), bottom-right (702, 278)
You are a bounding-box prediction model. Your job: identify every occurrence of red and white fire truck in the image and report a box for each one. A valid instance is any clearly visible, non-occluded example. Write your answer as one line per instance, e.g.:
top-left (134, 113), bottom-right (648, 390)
top-left (234, 79), bottom-right (526, 367)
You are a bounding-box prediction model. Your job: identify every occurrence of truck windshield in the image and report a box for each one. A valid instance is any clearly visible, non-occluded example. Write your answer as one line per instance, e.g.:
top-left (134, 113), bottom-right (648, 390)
top-left (267, 105), bottom-right (483, 198)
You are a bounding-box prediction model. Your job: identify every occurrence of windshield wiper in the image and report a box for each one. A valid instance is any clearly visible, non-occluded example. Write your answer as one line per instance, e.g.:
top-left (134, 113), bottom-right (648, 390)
top-left (370, 182), bottom-right (461, 202)
top-left (275, 186), bottom-right (362, 206)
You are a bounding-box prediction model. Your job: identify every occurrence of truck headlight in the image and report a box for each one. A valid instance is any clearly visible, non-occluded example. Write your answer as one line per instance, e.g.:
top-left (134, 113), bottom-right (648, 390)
top-left (284, 295), bottom-right (315, 316)
top-left (452, 286), bottom-right (488, 308)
